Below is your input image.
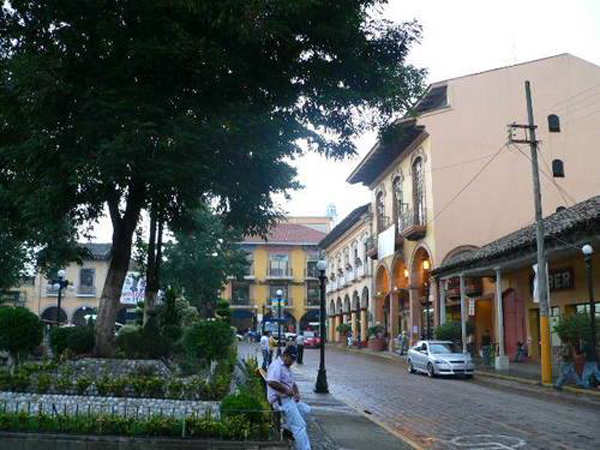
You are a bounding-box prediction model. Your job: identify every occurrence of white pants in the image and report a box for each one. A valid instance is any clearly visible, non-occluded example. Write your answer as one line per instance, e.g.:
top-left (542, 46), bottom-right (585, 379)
top-left (275, 399), bottom-right (311, 450)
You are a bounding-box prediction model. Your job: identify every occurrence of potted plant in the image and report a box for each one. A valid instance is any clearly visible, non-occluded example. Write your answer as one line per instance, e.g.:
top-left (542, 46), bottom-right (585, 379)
top-left (336, 323), bottom-right (352, 344)
top-left (367, 325), bottom-right (386, 351)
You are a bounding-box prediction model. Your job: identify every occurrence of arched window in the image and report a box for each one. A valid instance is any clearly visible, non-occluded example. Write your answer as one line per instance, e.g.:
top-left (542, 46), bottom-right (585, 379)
top-left (392, 176), bottom-right (405, 222)
top-left (548, 114), bottom-right (560, 133)
top-left (552, 159), bottom-right (565, 178)
top-left (376, 191), bottom-right (386, 232)
top-left (412, 158), bottom-right (426, 225)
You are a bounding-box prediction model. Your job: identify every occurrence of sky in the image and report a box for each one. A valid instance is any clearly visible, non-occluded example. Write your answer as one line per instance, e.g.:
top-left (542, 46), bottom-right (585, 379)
top-left (91, 0), bottom-right (600, 241)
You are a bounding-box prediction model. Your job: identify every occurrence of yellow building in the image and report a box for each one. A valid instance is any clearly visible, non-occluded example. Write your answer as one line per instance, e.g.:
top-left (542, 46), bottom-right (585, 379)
top-left (222, 220), bottom-right (329, 333)
top-left (4, 243), bottom-right (141, 325)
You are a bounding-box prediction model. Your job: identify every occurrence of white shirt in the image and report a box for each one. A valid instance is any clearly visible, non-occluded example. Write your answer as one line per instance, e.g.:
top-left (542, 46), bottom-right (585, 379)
top-left (260, 335), bottom-right (269, 350)
top-left (267, 357), bottom-right (295, 404)
top-left (296, 335), bottom-right (305, 346)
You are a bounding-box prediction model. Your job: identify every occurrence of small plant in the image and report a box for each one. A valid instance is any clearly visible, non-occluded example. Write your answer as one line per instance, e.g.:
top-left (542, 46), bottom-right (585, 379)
top-left (131, 376), bottom-right (147, 398)
top-left (166, 379), bottom-right (184, 399)
top-left (0, 307), bottom-right (44, 364)
top-left (55, 376), bottom-right (72, 393)
top-left (49, 326), bottom-right (77, 357)
top-left (336, 323), bottom-right (352, 334)
top-left (95, 376), bottom-right (111, 396)
top-left (36, 373), bottom-right (52, 394)
top-left (75, 376), bottom-right (92, 395)
top-left (0, 370), bottom-right (12, 390)
top-left (66, 326), bottom-right (95, 355)
top-left (133, 365), bottom-right (157, 378)
top-left (221, 390), bottom-right (265, 425)
top-left (144, 377), bottom-right (164, 398)
top-left (11, 371), bottom-right (29, 392)
top-left (110, 377), bottom-right (129, 397)
top-left (368, 325), bottom-right (384, 338)
top-left (184, 376), bottom-right (206, 400)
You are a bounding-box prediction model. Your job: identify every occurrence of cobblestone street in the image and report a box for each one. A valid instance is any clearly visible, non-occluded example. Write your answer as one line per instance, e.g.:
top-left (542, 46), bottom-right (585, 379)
top-left (248, 344), bottom-right (600, 450)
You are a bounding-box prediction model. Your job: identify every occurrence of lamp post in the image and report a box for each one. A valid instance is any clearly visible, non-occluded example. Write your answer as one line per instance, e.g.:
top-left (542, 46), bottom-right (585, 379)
top-left (582, 244), bottom-right (596, 362)
top-left (261, 304), bottom-right (266, 334)
top-left (422, 259), bottom-right (431, 340)
top-left (50, 269), bottom-right (69, 326)
top-left (315, 259), bottom-right (329, 393)
top-left (276, 289), bottom-right (283, 357)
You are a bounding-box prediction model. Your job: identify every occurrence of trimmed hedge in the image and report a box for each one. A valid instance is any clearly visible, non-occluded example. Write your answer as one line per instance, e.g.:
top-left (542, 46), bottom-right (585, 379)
top-left (0, 307), bottom-right (43, 361)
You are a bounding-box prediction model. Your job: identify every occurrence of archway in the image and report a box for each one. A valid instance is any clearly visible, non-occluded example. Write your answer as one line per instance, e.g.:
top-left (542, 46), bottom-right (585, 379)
top-left (300, 310), bottom-right (320, 332)
top-left (392, 256), bottom-right (409, 335)
top-left (72, 307), bottom-right (97, 327)
top-left (411, 246), bottom-right (433, 340)
top-left (41, 306), bottom-right (67, 324)
top-left (264, 311), bottom-right (297, 334)
top-left (375, 264), bottom-right (391, 331)
top-left (231, 309), bottom-right (256, 333)
top-left (343, 295), bottom-right (351, 324)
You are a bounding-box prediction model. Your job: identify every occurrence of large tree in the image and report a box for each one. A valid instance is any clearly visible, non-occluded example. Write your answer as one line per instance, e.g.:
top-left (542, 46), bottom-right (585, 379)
top-left (0, 0), bottom-right (425, 355)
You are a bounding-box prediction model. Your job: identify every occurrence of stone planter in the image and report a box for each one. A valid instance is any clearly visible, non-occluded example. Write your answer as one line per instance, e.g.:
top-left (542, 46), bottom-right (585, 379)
top-left (367, 337), bottom-right (386, 352)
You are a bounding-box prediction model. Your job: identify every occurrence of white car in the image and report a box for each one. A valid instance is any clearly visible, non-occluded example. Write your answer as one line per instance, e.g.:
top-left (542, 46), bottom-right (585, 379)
top-left (407, 340), bottom-right (474, 378)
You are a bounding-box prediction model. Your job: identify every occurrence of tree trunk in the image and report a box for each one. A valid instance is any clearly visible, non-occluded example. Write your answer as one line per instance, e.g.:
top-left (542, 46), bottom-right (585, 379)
top-left (143, 208), bottom-right (157, 325)
top-left (94, 189), bottom-right (143, 357)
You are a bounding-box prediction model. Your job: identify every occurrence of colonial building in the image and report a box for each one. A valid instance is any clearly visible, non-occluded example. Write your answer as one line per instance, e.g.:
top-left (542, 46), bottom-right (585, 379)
top-left (223, 219), bottom-right (330, 333)
top-left (346, 54), bottom-right (600, 347)
top-left (3, 243), bottom-right (141, 325)
top-left (319, 204), bottom-right (374, 345)
top-left (433, 195), bottom-right (600, 371)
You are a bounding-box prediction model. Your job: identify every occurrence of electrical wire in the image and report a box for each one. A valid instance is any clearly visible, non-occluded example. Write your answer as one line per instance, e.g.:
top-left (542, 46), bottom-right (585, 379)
top-left (431, 152), bottom-right (498, 172)
top-left (537, 82), bottom-right (600, 115)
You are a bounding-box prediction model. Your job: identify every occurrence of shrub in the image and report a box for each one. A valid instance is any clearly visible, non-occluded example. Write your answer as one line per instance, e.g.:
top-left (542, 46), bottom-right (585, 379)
top-left (115, 322), bottom-right (173, 359)
top-left (49, 326), bottom-right (77, 357)
top-left (183, 320), bottom-right (235, 362)
top-left (115, 325), bottom-right (143, 358)
top-left (133, 365), bottom-right (157, 378)
top-left (0, 370), bottom-right (11, 390)
top-left (11, 371), bottom-right (29, 392)
top-left (55, 375), bottom-right (72, 393)
top-left (368, 325), bottom-right (384, 338)
top-left (66, 326), bottom-right (95, 355)
top-left (553, 312), bottom-right (593, 353)
top-left (336, 323), bottom-right (352, 334)
top-left (95, 376), bottom-right (111, 396)
top-left (110, 377), bottom-right (129, 397)
top-left (144, 377), bottom-right (164, 398)
top-left (221, 390), bottom-right (265, 425)
top-left (434, 321), bottom-right (475, 344)
top-left (36, 373), bottom-right (52, 393)
top-left (166, 379), bottom-right (184, 399)
top-left (215, 300), bottom-right (231, 324)
top-left (0, 307), bottom-right (43, 363)
top-left (75, 376), bottom-right (92, 395)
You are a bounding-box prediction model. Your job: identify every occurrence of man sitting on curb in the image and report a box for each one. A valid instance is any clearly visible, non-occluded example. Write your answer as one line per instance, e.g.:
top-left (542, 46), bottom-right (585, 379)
top-left (267, 346), bottom-right (311, 450)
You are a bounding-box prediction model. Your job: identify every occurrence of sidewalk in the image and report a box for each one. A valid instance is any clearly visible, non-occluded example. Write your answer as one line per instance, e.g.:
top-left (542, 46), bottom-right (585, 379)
top-left (327, 343), bottom-right (600, 397)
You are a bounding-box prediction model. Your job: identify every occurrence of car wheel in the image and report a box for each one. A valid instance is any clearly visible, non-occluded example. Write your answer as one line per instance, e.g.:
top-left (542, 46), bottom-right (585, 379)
top-left (408, 360), bottom-right (415, 374)
top-left (427, 363), bottom-right (436, 378)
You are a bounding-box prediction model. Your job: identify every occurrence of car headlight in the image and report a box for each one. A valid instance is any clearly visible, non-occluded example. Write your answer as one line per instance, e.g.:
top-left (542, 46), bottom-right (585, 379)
top-left (434, 360), bottom-right (446, 365)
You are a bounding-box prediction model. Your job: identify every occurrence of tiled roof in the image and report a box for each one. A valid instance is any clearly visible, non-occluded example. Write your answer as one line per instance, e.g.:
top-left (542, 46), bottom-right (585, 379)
top-left (319, 203), bottom-right (370, 249)
top-left (434, 195), bottom-right (600, 276)
top-left (243, 223), bottom-right (326, 245)
top-left (80, 243), bottom-right (112, 260)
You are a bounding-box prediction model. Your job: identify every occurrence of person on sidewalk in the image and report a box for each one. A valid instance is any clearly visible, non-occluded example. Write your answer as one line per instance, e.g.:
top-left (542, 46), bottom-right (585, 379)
top-left (554, 341), bottom-right (584, 390)
top-left (581, 342), bottom-right (600, 389)
top-left (269, 333), bottom-right (278, 364)
top-left (260, 331), bottom-right (271, 370)
top-left (295, 332), bottom-right (305, 364)
top-left (396, 332), bottom-right (406, 356)
top-left (267, 346), bottom-right (312, 450)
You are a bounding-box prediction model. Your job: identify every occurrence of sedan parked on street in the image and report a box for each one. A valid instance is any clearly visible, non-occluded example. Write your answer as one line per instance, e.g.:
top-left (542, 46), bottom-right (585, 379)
top-left (303, 331), bottom-right (321, 349)
top-left (407, 340), bottom-right (474, 378)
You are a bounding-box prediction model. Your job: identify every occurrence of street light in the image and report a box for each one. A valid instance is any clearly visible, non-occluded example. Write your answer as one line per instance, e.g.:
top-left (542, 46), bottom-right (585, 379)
top-left (421, 281), bottom-right (432, 340)
top-left (315, 259), bottom-right (329, 393)
top-left (582, 244), bottom-right (596, 362)
top-left (276, 289), bottom-right (283, 357)
top-left (50, 269), bottom-right (69, 326)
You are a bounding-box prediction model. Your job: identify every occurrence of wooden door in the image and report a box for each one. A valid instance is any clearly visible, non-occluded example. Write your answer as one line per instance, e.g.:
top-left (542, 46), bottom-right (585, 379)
top-left (503, 290), bottom-right (526, 360)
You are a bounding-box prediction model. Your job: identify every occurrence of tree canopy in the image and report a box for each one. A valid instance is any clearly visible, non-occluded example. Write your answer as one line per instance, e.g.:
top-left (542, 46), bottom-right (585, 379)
top-left (0, 0), bottom-right (425, 355)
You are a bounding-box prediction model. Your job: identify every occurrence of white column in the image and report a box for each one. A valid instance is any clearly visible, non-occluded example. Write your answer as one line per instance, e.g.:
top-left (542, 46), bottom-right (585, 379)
top-left (495, 268), bottom-right (509, 370)
top-left (439, 279), bottom-right (446, 325)
top-left (459, 274), bottom-right (467, 353)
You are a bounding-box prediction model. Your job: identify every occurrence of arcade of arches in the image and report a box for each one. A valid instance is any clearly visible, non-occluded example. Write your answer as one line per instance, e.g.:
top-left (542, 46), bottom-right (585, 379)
top-left (328, 287), bottom-right (369, 345)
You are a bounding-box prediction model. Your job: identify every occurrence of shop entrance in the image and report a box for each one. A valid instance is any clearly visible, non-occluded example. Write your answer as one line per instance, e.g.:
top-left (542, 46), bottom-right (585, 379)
top-left (503, 290), bottom-right (527, 361)
top-left (474, 299), bottom-right (494, 355)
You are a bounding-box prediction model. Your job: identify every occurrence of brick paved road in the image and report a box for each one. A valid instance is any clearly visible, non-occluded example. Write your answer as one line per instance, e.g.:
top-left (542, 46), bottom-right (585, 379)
top-left (283, 346), bottom-right (600, 450)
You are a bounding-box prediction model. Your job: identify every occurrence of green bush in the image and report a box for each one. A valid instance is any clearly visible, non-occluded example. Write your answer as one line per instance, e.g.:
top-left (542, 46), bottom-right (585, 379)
top-left (36, 373), bottom-right (52, 393)
top-left (221, 390), bottom-right (265, 425)
top-left (0, 307), bottom-right (43, 363)
top-left (336, 323), bottom-right (352, 334)
top-left (145, 377), bottom-right (164, 398)
top-left (115, 325), bottom-right (143, 358)
top-left (215, 300), bottom-right (231, 324)
top-left (434, 321), bottom-right (475, 344)
top-left (55, 375), bottom-right (72, 393)
top-left (95, 376), bottom-right (111, 396)
top-left (166, 379), bottom-right (184, 399)
top-left (183, 320), bottom-right (235, 362)
top-left (368, 325), bottom-right (384, 338)
top-left (553, 312), bottom-right (593, 352)
top-left (115, 322), bottom-right (174, 359)
top-left (75, 376), bottom-right (92, 395)
top-left (66, 326), bottom-right (95, 355)
top-left (49, 327), bottom-right (77, 357)
top-left (11, 371), bottom-right (29, 392)
top-left (0, 370), bottom-right (11, 390)
top-left (110, 377), bottom-right (129, 397)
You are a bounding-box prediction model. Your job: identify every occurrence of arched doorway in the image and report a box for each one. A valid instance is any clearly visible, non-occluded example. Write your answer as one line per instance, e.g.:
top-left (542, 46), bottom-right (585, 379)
top-left (300, 310), bottom-right (320, 332)
top-left (72, 307), bottom-right (97, 327)
top-left (392, 257), bottom-right (409, 335)
top-left (411, 247), bottom-right (433, 340)
top-left (264, 311), bottom-right (297, 334)
top-left (231, 309), bottom-right (256, 333)
top-left (375, 264), bottom-right (391, 335)
top-left (41, 306), bottom-right (67, 324)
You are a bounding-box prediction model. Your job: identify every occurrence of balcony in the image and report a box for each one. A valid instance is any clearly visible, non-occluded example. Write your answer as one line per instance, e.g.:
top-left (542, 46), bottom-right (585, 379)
top-left (230, 297), bottom-right (255, 308)
top-left (365, 236), bottom-right (377, 259)
top-left (77, 285), bottom-right (97, 297)
top-left (266, 267), bottom-right (294, 280)
top-left (400, 206), bottom-right (427, 241)
top-left (304, 267), bottom-right (319, 279)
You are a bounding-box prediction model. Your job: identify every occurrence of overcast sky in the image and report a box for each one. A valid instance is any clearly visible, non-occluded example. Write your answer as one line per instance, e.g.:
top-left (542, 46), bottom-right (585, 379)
top-left (91, 0), bottom-right (600, 241)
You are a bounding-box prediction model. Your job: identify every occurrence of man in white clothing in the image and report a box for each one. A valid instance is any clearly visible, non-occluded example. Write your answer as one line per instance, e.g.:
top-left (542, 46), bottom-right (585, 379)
top-left (260, 331), bottom-right (270, 370)
top-left (267, 346), bottom-right (311, 450)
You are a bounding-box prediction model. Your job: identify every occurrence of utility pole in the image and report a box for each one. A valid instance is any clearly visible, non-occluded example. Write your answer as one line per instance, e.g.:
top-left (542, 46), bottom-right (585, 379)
top-left (508, 81), bottom-right (552, 385)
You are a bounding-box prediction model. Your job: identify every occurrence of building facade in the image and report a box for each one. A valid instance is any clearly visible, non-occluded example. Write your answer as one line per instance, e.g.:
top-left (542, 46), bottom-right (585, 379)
top-left (320, 204), bottom-right (374, 346)
top-left (2, 243), bottom-right (141, 325)
top-left (345, 54), bottom-right (600, 347)
top-left (222, 220), bottom-right (330, 334)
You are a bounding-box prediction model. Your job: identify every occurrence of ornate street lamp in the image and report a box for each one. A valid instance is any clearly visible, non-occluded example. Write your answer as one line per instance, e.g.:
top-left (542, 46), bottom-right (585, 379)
top-left (50, 269), bottom-right (69, 326)
top-left (276, 289), bottom-right (283, 357)
top-left (315, 259), bottom-right (329, 393)
top-left (582, 244), bottom-right (596, 362)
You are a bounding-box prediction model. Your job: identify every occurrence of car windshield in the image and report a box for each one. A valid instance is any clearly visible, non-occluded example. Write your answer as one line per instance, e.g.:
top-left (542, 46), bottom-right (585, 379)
top-left (429, 343), bottom-right (462, 354)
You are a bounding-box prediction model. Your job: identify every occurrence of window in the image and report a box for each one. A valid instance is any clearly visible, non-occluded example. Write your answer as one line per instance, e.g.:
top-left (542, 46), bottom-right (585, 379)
top-left (307, 281), bottom-right (320, 306)
top-left (244, 252), bottom-right (254, 276)
top-left (306, 252), bottom-right (319, 278)
top-left (269, 254), bottom-right (289, 276)
top-left (548, 114), bottom-right (560, 133)
top-left (376, 191), bottom-right (386, 232)
top-left (78, 268), bottom-right (96, 296)
top-left (412, 158), bottom-right (425, 225)
top-left (392, 176), bottom-right (405, 222)
top-left (232, 282), bottom-right (250, 305)
top-left (552, 159), bottom-right (565, 178)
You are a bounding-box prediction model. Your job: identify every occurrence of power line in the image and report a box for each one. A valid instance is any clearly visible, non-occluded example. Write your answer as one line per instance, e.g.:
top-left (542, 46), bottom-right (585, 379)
top-left (426, 143), bottom-right (507, 227)
top-left (431, 152), bottom-right (497, 172)
top-left (538, 82), bottom-right (600, 115)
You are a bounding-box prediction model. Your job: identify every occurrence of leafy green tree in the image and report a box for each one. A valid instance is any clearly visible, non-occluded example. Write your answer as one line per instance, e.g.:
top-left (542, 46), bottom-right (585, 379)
top-left (163, 208), bottom-right (249, 317)
top-left (0, 307), bottom-right (43, 365)
top-left (183, 320), bottom-right (235, 363)
top-left (0, 1), bottom-right (424, 355)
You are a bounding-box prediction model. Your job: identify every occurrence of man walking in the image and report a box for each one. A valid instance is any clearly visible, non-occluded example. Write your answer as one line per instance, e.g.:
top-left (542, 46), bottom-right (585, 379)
top-left (295, 332), bottom-right (305, 364)
top-left (267, 346), bottom-right (311, 450)
top-left (581, 341), bottom-right (600, 389)
top-left (260, 331), bottom-right (270, 370)
top-left (554, 341), bottom-right (584, 390)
